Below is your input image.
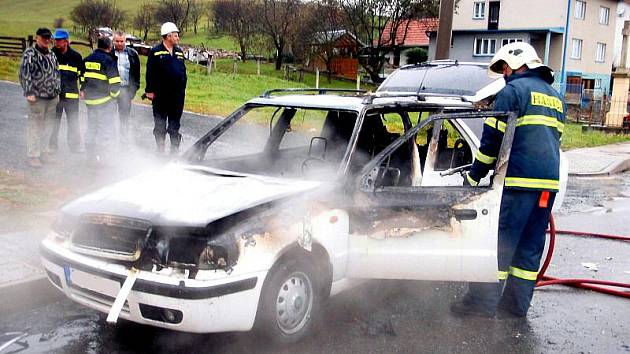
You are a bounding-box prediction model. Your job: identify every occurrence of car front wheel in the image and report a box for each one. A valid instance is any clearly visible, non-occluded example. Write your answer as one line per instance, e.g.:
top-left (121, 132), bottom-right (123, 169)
top-left (256, 258), bottom-right (320, 344)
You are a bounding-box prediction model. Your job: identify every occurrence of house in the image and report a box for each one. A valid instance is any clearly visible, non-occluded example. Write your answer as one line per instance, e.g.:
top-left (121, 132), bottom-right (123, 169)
top-left (308, 30), bottom-right (363, 80)
top-left (381, 19), bottom-right (439, 67)
top-left (428, 0), bottom-right (619, 99)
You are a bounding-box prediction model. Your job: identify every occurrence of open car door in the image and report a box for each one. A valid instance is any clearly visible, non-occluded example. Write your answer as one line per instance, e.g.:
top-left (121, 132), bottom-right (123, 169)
top-left (345, 111), bottom-right (517, 283)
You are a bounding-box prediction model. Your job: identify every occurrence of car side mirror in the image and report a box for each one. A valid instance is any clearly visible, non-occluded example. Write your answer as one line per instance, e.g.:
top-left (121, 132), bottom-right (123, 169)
top-left (308, 137), bottom-right (327, 159)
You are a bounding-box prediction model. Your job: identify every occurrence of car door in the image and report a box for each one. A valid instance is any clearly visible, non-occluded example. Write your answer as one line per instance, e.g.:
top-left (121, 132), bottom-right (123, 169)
top-left (344, 111), bottom-right (516, 283)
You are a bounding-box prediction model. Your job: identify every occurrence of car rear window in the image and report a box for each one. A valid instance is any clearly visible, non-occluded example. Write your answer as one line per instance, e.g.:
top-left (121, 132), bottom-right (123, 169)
top-left (378, 64), bottom-right (497, 96)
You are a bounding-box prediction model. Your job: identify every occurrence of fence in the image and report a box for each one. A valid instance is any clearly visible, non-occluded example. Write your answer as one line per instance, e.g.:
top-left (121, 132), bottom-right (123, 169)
top-left (0, 36), bottom-right (28, 56)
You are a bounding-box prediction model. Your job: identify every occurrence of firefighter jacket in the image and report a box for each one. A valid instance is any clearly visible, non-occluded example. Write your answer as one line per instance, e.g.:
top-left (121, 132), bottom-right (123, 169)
top-left (53, 46), bottom-right (84, 100)
top-left (468, 68), bottom-right (565, 192)
top-left (145, 43), bottom-right (187, 100)
top-left (81, 49), bottom-right (120, 106)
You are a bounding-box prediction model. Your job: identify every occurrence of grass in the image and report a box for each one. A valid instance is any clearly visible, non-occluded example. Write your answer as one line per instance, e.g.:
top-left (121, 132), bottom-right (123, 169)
top-left (561, 122), bottom-right (630, 149)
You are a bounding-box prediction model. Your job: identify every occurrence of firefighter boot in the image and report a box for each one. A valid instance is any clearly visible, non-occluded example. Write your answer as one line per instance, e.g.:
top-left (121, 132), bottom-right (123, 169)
top-left (169, 133), bottom-right (182, 156)
top-left (154, 134), bottom-right (166, 154)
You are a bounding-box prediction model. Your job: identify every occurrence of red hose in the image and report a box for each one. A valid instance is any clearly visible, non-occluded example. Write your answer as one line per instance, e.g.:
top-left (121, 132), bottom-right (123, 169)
top-left (535, 215), bottom-right (630, 298)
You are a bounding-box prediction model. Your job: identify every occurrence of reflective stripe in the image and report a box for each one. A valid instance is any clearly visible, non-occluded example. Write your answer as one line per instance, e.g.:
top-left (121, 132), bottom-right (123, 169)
top-left (498, 271), bottom-right (508, 280)
top-left (475, 150), bottom-right (497, 165)
top-left (531, 91), bottom-right (563, 113)
top-left (484, 117), bottom-right (506, 133)
top-left (59, 64), bottom-right (78, 73)
top-left (466, 173), bottom-right (479, 186)
top-left (509, 266), bottom-right (538, 281)
top-left (516, 115), bottom-right (564, 133)
top-left (84, 72), bottom-right (108, 81)
top-left (65, 92), bottom-right (79, 99)
top-left (84, 96), bottom-right (112, 105)
top-left (80, 77), bottom-right (85, 82)
top-left (110, 90), bottom-right (120, 98)
top-left (505, 177), bottom-right (560, 190)
top-left (154, 50), bottom-right (170, 56)
top-left (109, 76), bottom-right (121, 84)
top-left (85, 62), bottom-right (101, 70)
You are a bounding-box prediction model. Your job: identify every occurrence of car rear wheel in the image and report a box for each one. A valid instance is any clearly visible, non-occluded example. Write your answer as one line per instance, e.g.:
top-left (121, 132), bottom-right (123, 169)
top-left (256, 258), bottom-right (320, 344)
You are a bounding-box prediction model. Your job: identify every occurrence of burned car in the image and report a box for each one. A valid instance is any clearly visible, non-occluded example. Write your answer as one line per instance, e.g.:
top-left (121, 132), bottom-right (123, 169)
top-left (40, 61), bottom-right (568, 343)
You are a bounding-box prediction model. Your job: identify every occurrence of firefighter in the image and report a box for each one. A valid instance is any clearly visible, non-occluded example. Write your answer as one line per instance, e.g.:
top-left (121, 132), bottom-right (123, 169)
top-left (80, 36), bottom-right (121, 163)
top-left (50, 28), bottom-right (84, 153)
top-left (451, 42), bottom-right (565, 318)
top-left (145, 22), bottom-right (187, 154)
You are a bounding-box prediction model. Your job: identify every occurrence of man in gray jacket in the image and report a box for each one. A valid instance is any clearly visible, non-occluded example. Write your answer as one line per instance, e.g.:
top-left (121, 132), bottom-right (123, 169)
top-left (19, 28), bottom-right (61, 167)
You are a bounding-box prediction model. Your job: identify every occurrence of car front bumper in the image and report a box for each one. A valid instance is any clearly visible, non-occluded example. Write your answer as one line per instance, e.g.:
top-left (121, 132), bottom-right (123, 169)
top-left (40, 238), bottom-right (266, 333)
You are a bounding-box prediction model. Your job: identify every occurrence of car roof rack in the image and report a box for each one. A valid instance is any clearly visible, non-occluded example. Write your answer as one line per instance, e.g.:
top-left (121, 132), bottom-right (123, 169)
top-left (260, 88), bottom-right (367, 98)
top-left (362, 91), bottom-right (469, 104)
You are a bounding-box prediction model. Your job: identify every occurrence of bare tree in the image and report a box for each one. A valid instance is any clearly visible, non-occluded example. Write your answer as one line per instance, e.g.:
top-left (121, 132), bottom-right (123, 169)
top-left (259, 0), bottom-right (301, 70)
top-left (71, 0), bottom-right (127, 44)
top-left (53, 18), bottom-right (65, 29)
top-left (308, 0), bottom-right (348, 81)
top-left (154, 0), bottom-right (191, 35)
top-left (133, 3), bottom-right (158, 41)
top-left (212, 0), bottom-right (257, 61)
top-left (339, 0), bottom-right (440, 83)
top-left (188, 0), bottom-right (204, 34)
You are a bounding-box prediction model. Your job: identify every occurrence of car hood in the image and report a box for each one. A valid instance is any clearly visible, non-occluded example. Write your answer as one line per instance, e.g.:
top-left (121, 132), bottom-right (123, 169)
top-left (62, 164), bottom-right (323, 226)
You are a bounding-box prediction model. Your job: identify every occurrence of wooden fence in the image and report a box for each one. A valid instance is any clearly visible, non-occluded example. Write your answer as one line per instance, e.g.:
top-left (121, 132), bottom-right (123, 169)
top-left (0, 35), bottom-right (92, 57)
top-left (0, 36), bottom-right (28, 56)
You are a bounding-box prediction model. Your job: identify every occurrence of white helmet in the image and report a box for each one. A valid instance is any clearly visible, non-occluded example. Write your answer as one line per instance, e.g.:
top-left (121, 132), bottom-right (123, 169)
top-left (488, 42), bottom-right (550, 77)
top-left (160, 22), bottom-right (179, 36)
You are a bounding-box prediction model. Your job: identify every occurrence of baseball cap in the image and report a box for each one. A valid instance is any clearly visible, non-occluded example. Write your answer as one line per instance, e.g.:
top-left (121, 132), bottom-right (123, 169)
top-left (36, 28), bottom-right (52, 38)
top-left (53, 29), bottom-right (69, 40)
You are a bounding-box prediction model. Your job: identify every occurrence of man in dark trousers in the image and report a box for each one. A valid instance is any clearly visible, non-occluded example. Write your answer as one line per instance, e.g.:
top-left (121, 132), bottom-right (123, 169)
top-left (81, 36), bottom-right (121, 164)
top-left (112, 31), bottom-right (140, 143)
top-left (451, 42), bottom-right (565, 318)
top-left (145, 22), bottom-right (187, 154)
top-left (50, 29), bottom-right (84, 153)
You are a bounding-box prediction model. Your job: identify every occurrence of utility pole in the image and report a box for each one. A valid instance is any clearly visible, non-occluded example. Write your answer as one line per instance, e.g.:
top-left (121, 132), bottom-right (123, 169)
top-left (435, 0), bottom-right (454, 60)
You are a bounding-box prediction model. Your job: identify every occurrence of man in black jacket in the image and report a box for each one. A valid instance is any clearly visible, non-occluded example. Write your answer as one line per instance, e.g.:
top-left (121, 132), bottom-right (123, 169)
top-left (81, 36), bottom-right (121, 164)
top-left (145, 22), bottom-right (187, 154)
top-left (113, 31), bottom-right (140, 142)
top-left (50, 29), bottom-right (84, 153)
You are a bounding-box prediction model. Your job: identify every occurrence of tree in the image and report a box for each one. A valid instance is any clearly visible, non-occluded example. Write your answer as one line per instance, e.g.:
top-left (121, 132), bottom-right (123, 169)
top-left (406, 47), bottom-right (428, 64)
top-left (307, 0), bottom-right (349, 81)
top-left (53, 18), bottom-right (65, 29)
top-left (133, 3), bottom-right (158, 41)
top-left (188, 0), bottom-right (204, 34)
top-left (71, 0), bottom-right (127, 44)
top-left (154, 0), bottom-right (191, 35)
top-left (339, 0), bottom-right (440, 83)
top-left (211, 0), bottom-right (257, 60)
top-left (259, 0), bottom-right (301, 70)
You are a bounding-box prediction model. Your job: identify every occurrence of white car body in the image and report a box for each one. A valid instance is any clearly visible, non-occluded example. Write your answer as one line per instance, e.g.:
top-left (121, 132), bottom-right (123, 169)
top-left (40, 61), bottom-right (568, 339)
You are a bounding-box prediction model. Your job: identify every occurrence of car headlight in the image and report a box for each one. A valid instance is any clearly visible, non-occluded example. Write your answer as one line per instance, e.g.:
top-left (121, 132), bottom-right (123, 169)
top-left (165, 234), bottom-right (236, 271)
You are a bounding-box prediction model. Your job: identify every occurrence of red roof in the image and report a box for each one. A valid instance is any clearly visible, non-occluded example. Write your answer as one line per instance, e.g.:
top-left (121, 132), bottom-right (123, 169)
top-left (380, 18), bottom-right (438, 47)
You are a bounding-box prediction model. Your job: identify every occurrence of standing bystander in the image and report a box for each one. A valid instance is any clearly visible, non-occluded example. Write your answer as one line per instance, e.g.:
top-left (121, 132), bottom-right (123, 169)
top-left (145, 22), bottom-right (187, 154)
top-left (50, 29), bottom-right (84, 153)
top-left (81, 36), bottom-right (121, 164)
top-left (19, 28), bottom-right (61, 168)
top-left (112, 31), bottom-right (140, 143)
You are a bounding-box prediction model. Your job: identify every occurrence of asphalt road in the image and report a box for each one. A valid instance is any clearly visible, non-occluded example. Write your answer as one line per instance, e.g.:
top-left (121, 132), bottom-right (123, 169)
top-left (0, 81), bottom-right (629, 353)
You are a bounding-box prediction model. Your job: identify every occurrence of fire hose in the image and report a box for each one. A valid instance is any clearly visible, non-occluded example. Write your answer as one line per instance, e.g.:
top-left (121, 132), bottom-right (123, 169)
top-left (536, 215), bottom-right (630, 298)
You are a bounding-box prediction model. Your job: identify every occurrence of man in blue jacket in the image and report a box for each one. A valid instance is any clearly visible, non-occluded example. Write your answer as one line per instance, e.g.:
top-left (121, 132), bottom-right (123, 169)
top-left (451, 42), bottom-right (565, 318)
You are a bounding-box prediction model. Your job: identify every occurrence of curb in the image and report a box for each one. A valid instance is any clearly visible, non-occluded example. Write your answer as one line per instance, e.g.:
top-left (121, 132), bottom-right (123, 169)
top-left (0, 275), bottom-right (64, 315)
top-left (569, 158), bottom-right (630, 177)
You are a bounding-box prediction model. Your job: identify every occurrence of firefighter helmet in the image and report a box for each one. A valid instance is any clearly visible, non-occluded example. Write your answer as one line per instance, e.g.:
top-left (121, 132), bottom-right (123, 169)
top-left (160, 22), bottom-right (179, 36)
top-left (488, 42), bottom-right (549, 76)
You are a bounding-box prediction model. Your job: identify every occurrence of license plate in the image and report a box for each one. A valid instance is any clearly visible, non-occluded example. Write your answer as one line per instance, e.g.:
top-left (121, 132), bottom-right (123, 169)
top-left (63, 265), bottom-right (72, 286)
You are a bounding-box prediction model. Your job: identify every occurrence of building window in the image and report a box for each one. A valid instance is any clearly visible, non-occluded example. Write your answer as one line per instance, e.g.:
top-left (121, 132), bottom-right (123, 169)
top-left (571, 38), bottom-right (583, 59)
top-left (501, 38), bottom-right (524, 47)
top-left (574, 0), bottom-right (586, 20)
top-left (596, 42), bottom-right (606, 62)
top-left (474, 38), bottom-right (497, 56)
top-left (473, 2), bottom-right (485, 19)
top-left (594, 78), bottom-right (602, 89)
top-left (599, 6), bottom-right (610, 25)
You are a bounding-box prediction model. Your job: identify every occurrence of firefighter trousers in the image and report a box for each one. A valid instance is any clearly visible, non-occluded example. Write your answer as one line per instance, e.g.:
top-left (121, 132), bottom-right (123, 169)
top-left (463, 189), bottom-right (556, 316)
top-left (152, 95), bottom-right (184, 151)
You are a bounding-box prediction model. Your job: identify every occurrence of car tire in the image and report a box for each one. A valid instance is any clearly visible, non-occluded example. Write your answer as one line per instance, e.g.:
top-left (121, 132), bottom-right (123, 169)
top-left (255, 257), bottom-right (320, 344)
